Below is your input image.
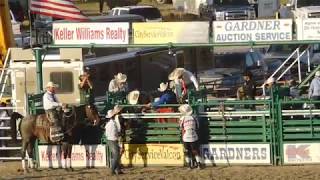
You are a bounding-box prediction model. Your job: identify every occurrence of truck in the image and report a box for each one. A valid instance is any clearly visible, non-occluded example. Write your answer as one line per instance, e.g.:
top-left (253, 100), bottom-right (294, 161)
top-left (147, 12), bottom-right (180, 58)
top-left (173, 0), bottom-right (280, 19)
top-left (280, 0), bottom-right (320, 19)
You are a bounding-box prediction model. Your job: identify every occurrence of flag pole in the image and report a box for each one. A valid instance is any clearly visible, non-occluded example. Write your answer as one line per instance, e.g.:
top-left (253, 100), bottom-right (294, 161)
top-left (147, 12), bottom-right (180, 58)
top-left (28, 0), bottom-right (33, 47)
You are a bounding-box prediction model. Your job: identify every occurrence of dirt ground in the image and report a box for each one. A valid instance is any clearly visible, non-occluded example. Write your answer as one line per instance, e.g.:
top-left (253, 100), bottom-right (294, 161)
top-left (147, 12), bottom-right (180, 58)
top-left (1, 162), bottom-right (320, 180)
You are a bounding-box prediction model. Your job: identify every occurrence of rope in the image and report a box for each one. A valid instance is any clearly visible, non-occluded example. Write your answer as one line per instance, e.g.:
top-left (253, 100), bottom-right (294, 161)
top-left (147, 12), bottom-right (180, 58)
top-left (219, 101), bottom-right (230, 166)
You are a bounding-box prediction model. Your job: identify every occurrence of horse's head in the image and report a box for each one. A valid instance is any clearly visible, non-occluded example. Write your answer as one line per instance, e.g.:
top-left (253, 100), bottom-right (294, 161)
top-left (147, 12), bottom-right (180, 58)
top-left (84, 105), bottom-right (101, 126)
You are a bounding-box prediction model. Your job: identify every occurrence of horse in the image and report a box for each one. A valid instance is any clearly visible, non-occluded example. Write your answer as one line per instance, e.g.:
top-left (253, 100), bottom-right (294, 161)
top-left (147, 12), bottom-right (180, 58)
top-left (10, 104), bottom-right (101, 173)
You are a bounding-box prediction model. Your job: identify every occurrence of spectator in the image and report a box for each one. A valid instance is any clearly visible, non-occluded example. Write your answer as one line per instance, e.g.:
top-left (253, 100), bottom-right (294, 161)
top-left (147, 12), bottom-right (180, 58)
top-left (179, 104), bottom-right (202, 169)
top-left (108, 73), bottom-right (128, 93)
top-left (241, 71), bottom-right (256, 100)
top-left (79, 68), bottom-right (94, 106)
top-left (309, 71), bottom-right (320, 108)
top-left (289, 80), bottom-right (300, 99)
top-left (105, 105), bottom-right (124, 175)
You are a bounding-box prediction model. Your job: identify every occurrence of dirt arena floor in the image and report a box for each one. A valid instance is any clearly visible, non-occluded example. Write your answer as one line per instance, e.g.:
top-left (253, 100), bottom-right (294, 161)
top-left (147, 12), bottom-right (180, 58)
top-left (1, 162), bottom-right (320, 180)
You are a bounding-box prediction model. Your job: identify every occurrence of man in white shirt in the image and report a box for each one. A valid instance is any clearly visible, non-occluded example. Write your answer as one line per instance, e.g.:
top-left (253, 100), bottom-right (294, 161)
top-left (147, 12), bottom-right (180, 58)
top-left (169, 68), bottom-right (200, 91)
top-left (108, 73), bottom-right (128, 93)
top-left (43, 82), bottom-right (63, 142)
top-left (179, 104), bottom-right (202, 170)
top-left (105, 105), bottom-right (124, 175)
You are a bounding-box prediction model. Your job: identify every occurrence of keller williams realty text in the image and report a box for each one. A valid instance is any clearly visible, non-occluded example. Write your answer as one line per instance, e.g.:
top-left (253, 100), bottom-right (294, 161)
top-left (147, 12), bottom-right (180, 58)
top-left (54, 27), bottom-right (127, 42)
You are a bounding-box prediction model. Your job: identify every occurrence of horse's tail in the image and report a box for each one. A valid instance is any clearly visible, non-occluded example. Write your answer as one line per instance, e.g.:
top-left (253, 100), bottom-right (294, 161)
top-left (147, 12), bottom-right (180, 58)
top-left (10, 112), bottom-right (23, 141)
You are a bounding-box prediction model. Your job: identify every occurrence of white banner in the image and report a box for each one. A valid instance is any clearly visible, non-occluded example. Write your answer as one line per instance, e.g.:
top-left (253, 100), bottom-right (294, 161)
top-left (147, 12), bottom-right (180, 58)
top-left (283, 143), bottom-right (320, 164)
top-left (38, 145), bottom-right (106, 168)
top-left (53, 23), bottom-right (129, 45)
top-left (297, 18), bottom-right (320, 40)
top-left (213, 19), bottom-right (292, 43)
top-left (201, 144), bottom-right (271, 164)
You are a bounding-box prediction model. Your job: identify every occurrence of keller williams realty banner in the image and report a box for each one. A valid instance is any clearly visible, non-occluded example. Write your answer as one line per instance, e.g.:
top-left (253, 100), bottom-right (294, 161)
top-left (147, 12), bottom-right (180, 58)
top-left (52, 22), bottom-right (129, 45)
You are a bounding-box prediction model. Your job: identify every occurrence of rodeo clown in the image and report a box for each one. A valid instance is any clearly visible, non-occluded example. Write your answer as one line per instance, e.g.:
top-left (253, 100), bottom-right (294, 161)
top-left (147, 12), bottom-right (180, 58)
top-left (178, 104), bottom-right (202, 169)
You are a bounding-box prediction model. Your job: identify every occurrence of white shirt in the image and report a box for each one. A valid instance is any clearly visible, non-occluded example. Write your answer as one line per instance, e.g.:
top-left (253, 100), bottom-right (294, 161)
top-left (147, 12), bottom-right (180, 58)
top-left (108, 79), bottom-right (128, 92)
top-left (180, 115), bottom-right (199, 142)
top-left (105, 119), bottom-right (119, 141)
top-left (43, 91), bottom-right (61, 110)
top-left (183, 70), bottom-right (199, 91)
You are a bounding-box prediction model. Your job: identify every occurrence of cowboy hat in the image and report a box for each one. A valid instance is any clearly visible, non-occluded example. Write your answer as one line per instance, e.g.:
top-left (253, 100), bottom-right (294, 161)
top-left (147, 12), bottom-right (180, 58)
top-left (127, 90), bottom-right (140, 105)
top-left (106, 105), bottom-right (123, 118)
top-left (265, 77), bottom-right (275, 85)
top-left (158, 82), bottom-right (169, 92)
top-left (115, 73), bottom-right (127, 83)
top-left (316, 71), bottom-right (320, 77)
top-left (168, 68), bottom-right (185, 81)
top-left (178, 104), bottom-right (193, 116)
top-left (46, 81), bottom-right (58, 88)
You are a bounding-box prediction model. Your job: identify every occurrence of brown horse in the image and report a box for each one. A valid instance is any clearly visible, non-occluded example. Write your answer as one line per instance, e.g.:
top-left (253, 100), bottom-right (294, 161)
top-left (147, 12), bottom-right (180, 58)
top-left (10, 105), bottom-right (101, 173)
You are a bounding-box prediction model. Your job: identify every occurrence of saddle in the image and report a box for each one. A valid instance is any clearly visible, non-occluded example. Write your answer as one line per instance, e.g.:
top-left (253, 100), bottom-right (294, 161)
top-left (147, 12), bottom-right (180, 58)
top-left (36, 114), bottom-right (64, 143)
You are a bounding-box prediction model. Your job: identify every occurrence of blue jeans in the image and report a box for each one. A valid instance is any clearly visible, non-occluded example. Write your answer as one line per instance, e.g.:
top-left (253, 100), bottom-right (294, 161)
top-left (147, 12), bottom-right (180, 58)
top-left (107, 140), bottom-right (120, 172)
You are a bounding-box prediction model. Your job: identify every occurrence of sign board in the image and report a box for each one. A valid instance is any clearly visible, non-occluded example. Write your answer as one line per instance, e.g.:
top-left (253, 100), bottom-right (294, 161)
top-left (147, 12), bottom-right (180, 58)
top-left (121, 144), bottom-right (184, 166)
top-left (133, 22), bottom-right (209, 44)
top-left (283, 143), bottom-right (320, 164)
top-left (201, 144), bottom-right (271, 164)
top-left (213, 19), bottom-right (292, 43)
top-left (297, 18), bottom-right (320, 40)
top-left (38, 145), bottom-right (106, 168)
top-left (53, 23), bottom-right (129, 45)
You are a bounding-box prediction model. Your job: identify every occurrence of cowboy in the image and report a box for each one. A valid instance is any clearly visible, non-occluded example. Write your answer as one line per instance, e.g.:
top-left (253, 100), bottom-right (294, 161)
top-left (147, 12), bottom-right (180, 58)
top-left (79, 68), bottom-right (94, 106)
top-left (43, 82), bottom-right (64, 142)
top-left (309, 71), bottom-right (320, 109)
top-left (105, 105), bottom-right (124, 175)
top-left (108, 73), bottom-right (128, 93)
top-left (179, 104), bottom-right (202, 170)
top-left (169, 68), bottom-right (199, 103)
top-left (149, 82), bottom-right (177, 108)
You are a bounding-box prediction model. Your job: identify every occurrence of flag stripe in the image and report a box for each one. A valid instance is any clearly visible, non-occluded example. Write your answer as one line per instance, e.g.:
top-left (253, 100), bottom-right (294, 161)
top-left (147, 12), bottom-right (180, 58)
top-left (30, 0), bottom-right (88, 21)
top-left (31, 4), bottom-right (82, 15)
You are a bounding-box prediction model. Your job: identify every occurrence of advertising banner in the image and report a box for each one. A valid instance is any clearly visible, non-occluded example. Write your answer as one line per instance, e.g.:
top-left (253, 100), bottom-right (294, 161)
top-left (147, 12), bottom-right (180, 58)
top-left (201, 144), bottom-right (271, 165)
top-left (121, 144), bottom-right (184, 166)
top-left (53, 23), bottom-right (129, 45)
top-left (38, 145), bottom-right (106, 168)
top-left (133, 22), bottom-right (209, 44)
top-left (297, 18), bottom-right (320, 40)
top-left (213, 19), bottom-right (292, 43)
top-left (284, 143), bottom-right (320, 164)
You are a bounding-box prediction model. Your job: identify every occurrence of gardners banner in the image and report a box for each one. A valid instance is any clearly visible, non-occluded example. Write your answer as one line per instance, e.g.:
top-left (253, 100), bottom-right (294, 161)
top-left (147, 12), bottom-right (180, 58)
top-left (38, 145), bottom-right (106, 168)
top-left (201, 144), bottom-right (271, 165)
top-left (132, 22), bottom-right (209, 44)
top-left (53, 23), bottom-right (129, 45)
top-left (121, 144), bottom-right (184, 166)
top-left (284, 143), bottom-right (320, 164)
top-left (296, 18), bottom-right (320, 40)
top-left (213, 19), bottom-right (292, 43)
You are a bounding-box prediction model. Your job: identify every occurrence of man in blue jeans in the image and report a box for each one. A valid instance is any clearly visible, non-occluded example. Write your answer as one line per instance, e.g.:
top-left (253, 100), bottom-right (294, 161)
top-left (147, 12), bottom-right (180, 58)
top-left (105, 105), bottom-right (123, 175)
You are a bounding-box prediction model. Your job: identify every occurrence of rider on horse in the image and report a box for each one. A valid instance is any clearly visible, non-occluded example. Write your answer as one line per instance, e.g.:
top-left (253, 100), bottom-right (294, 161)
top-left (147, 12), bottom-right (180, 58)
top-left (43, 81), bottom-right (64, 142)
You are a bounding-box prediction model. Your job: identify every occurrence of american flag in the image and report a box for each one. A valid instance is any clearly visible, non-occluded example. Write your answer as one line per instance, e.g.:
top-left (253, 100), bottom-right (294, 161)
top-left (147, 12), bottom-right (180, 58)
top-left (30, 0), bottom-right (88, 21)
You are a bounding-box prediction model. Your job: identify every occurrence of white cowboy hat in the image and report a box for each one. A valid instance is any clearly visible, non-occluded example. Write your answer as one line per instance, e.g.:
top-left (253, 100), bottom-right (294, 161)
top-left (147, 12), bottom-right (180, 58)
top-left (46, 81), bottom-right (58, 88)
top-left (168, 68), bottom-right (185, 81)
top-left (265, 77), bottom-right (275, 85)
top-left (178, 104), bottom-right (193, 116)
top-left (106, 105), bottom-right (123, 118)
top-left (127, 90), bottom-right (140, 105)
top-left (315, 71), bottom-right (320, 77)
top-left (115, 73), bottom-right (127, 83)
top-left (158, 82), bottom-right (169, 92)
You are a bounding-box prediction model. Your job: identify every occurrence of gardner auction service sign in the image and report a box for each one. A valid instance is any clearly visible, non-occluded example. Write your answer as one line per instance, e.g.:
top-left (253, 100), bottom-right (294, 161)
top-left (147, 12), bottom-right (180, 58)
top-left (53, 22), bottom-right (129, 45)
top-left (38, 145), bottom-right (106, 168)
top-left (213, 19), bottom-right (292, 43)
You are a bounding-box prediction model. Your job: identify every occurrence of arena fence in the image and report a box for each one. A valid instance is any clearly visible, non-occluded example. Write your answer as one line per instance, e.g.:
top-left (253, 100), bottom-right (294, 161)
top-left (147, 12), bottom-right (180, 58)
top-left (25, 88), bottom-right (320, 167)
